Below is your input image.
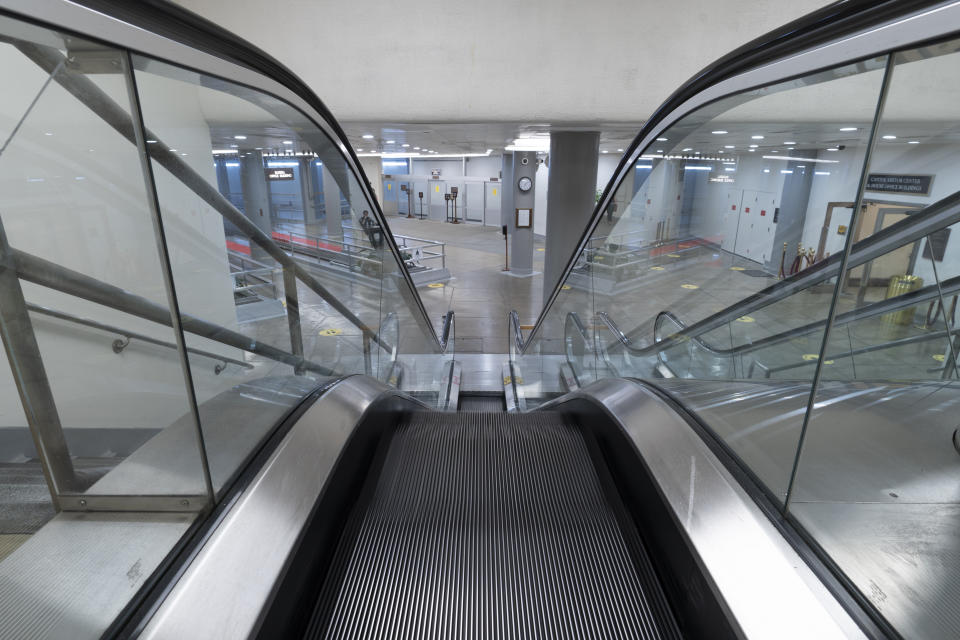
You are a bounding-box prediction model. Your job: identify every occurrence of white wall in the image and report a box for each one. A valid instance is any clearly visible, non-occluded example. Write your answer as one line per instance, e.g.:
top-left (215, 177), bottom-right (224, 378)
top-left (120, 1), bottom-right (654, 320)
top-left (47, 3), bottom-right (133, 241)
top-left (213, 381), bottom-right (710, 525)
top-left (0, 42), bottom-right (242, 434)
top-left (176, 0), bottom-right (832, 124)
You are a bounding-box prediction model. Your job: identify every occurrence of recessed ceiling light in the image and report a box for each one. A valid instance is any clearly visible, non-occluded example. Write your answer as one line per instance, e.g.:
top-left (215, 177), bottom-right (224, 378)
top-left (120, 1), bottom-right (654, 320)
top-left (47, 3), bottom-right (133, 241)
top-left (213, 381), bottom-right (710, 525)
top-left (682, 148), bottom-right (692, 152)
top-left (414, 147), bottom-right (420, 150)
top-left (882, 135), bottom-right (897, 140)
top-left (386, 140), bottom-right (395, 144)
top-left (908, 140), bottom-right (920, 144)
top-left (401, 143), bottom-right (410, 147)
top-left (617, 148), bottom-right (624, 152)
top-left (656, 149), bottom-right (663, 153)
top-left (839, 127), bottom-right (857, 132)
top-left (356, 148), bottom-right (363, 152)
top-left (724, 145), bottom-right (735, 149)
top-left (180, 153), bottom-right (188, 156)
top-left (749, 149), bottom-right (756, 152)
top-left (749, 144), bottom-right (758, 148)
top-left (783, 141), bottom-right (796, 145)
top-left (362, 134), bottom-right (374, 139)
top-left (712, 130), bottom-right (728, 135)
top-left (787, 147), bottom-right (795, 150)
top-left (234, 135), bottom-right (246, 140)
top-left (751, 135), bottom-right (764, 140)
top-left (826, 147), bottom-right (840, 151)
top-left (656, 137), bottom-right (668, 142)
top-left (282, 140), bottom-right (293, 145)
top-left (168, 149), bottom-right (176, 152)
top-left (146, 140), bottom-right (157, 143)
top-left (44, 132), bottom-right (52, 136)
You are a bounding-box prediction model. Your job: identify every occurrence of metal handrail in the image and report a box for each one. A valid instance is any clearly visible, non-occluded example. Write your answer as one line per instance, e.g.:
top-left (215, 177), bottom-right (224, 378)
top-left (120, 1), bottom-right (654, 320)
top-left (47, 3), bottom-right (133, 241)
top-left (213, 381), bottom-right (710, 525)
top-left (13, 245), bottom-right (335, 376)
top-left (28, 303), bottom-right (252, 374)
top-left (508, 310), bottom-right (527, 361)
top-left (439, 311), bottom-right (455, 353)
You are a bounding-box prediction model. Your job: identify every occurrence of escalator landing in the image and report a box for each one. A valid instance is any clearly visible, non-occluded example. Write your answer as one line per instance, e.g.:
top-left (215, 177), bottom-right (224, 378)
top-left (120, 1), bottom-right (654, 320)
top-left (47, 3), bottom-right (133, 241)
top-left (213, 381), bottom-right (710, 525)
top-left (307, 411), bottom-right (680, 640)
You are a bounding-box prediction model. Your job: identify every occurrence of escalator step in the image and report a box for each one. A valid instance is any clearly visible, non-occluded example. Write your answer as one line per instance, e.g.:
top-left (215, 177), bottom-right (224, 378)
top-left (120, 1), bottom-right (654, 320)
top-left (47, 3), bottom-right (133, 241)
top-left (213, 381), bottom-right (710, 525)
top-left (306, 412), bottom-right (681, 640)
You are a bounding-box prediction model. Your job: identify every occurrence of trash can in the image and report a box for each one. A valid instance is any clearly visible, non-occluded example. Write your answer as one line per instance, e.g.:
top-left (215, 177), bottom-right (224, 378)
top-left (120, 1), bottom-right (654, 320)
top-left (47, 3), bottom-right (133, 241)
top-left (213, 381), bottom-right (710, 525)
top-left (882, 274), bottom-right (923, 326)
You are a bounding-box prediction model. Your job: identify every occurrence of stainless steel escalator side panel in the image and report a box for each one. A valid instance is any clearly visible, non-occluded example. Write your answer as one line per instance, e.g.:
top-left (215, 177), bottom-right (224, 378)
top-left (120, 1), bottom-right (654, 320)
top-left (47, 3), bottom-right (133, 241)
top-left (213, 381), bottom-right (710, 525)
top-left (139, 375), bottom-right (413, 640)
top-left (540, 378), bottom-right (866, 640)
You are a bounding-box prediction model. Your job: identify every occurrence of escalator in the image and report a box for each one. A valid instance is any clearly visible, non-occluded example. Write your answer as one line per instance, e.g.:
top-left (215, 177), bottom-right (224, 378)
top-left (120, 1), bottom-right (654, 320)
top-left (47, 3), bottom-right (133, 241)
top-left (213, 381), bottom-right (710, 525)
top-left (306, 410), bottom-right (678, 640)
top-left (0, 1), bottom-right (957, 640)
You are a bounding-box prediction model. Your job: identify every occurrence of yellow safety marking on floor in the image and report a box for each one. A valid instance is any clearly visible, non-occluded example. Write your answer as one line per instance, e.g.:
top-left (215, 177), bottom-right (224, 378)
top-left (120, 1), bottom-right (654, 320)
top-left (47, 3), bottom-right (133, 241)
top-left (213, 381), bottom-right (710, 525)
top-left (561, 285), bottom-right (572, 290)
top-left (730, 266), bottom-right (745, 271)
top-left (801, 353), bottom-right (834, 364)
top-left (681, 284), bottom-right (699, 290)
top-left (318, 328), bottom-right (342, 336)
top-left (650, 266), bottom-right (665, 271)
top-left (427, 282), bottom-right (445, 288)
top-left (667, 253), bottom-right (681, 258)
top-left (736, 316), bottom-right (755, 323)
top-left (503, 376), bottom-right (512, 385)
top-left (536, 247), bottom-right (545, 252)
top-left (933, 354), bottom-right (947, 362)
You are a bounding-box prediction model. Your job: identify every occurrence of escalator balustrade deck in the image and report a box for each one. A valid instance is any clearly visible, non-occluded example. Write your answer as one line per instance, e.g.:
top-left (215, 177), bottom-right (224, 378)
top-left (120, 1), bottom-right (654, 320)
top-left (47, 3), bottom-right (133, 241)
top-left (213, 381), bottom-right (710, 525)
top-left (306, 411), bottom-right (681, 640)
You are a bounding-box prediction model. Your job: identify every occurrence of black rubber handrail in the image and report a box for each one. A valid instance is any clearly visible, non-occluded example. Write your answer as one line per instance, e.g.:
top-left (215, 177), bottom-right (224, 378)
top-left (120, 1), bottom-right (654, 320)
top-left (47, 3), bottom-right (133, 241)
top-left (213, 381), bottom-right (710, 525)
top-left (525, 0), bottom-right (944, 353)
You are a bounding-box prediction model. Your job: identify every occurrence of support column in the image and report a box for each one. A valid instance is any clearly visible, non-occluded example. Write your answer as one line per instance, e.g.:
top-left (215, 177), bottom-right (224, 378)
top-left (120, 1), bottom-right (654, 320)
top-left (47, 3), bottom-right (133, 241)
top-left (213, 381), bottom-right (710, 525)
top-left (358, 156), bottom-right (384, 212)
top-left (239, 151), bottom-right (273, 261)
top-left (322, 165), bottom-right (343, 238)
top-left (500, 152), bottom-right (514, 227)
top-left (542, 132), bottom-right (599, 303)
top-left (299, 158), bottom-right (320, 233)
top-left (509, 151), bottom-right (537, 277)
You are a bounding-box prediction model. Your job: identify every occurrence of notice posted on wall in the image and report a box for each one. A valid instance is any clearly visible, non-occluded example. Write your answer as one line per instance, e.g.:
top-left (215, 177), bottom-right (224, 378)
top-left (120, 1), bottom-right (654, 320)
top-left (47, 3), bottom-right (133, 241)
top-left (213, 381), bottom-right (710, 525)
top-left (865, 173), bottom-right (933, 196)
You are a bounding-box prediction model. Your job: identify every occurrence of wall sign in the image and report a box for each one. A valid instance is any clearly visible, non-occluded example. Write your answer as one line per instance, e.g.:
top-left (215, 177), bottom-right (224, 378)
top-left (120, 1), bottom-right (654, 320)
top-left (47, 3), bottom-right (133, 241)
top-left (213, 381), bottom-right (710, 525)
top-left (866, 173), bottom-right (933, 195)
top-left (265, 168), bottom-right (294, 181)
top-left (431, 169), bottom-right (441, 179)
top-left (515, 208), bottom-right (532, 228)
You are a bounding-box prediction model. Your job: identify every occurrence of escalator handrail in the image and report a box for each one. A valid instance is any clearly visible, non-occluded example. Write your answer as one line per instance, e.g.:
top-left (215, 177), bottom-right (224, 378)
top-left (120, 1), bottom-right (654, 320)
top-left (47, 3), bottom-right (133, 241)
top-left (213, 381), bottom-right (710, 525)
top-left (27, 0), bottom-right (445, 353)
top-left (524, 0), bottom-right (944, 355)
top-left (606, 186), bottom-right (960, 357)
top-left (508, 310), bottom-right (526, 360)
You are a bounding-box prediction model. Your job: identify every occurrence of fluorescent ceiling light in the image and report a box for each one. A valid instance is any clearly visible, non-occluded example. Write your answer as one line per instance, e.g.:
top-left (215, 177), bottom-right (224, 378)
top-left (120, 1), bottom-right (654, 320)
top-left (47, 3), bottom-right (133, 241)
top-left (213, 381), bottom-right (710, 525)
top-left (212, 149), bottom-right (238, 155)
top-left (749, 144), bottom-right (758, 148)
top-left (839, 127), bottom-right (857, 132)
top-left (908, 140), bottom-right (920, 144)
top-left (601, 150), bottom-right (609, 154)
top-left (724, 145), bottom-right (735, 149)
top-left (781, 169), bottom-right (793, 174)
top-left (361, 150), bottom-right (493, 159)
top-left (815, 171), bottom-right (831, 175)
top-left (362, 134), bottom-right (374, 139)
top-left (635, 165), bottom-right (652, 169)
top-left (711, 130), bottom-right (727, 135)
top-left (656, 137), bottom-right (668, 141)
top-left (682, 148), bottom-right (692, 152)
top-left (267, 161), bottom-right (298, 167)
top-left (724, 167), bottom-right (735, 171)
top-left (146, 140), bottom-right (157, 143)
top-left (225, 162), bottom-right (240, 167)
top-left (617, 148), bottom-right (624, 152)
top-left (826, 147), bottom-right (839, 151)
top-left (386, 140), bottom-right (395, 144)
top-left (282, 140), bottom-right (293, 145)
top-left (684, 165), bottom-right (712, 171)
top-left (882, 135), bottom-right (896, 140)
top-left (413, 147), bottom-right (420, 150)
top-left (783, 141), bottom-right (796, 145)
top-left (401, 143), bottom-right (410, 147)
top-left (763, 169), bottom-right (770, 173)
top-left (234, 135), bottom-right (246, 140)
top-left (751, 135), bottom-right (764, 139)
top-left (506, 137), bottom-right (550, 152)
top-left (356, 148), bottom-right (363, 152)
top-left (762, 155), bottom-right (838, 164)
